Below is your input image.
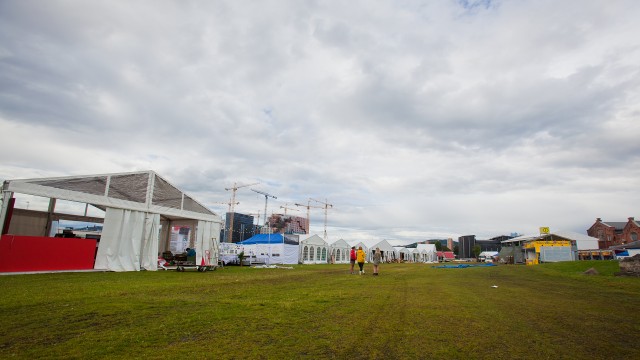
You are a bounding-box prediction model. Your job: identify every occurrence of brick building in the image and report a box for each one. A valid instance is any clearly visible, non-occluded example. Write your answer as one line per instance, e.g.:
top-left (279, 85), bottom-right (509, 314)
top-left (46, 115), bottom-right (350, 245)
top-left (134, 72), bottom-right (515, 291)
top-left (587, 217), bottom-right (639, 249)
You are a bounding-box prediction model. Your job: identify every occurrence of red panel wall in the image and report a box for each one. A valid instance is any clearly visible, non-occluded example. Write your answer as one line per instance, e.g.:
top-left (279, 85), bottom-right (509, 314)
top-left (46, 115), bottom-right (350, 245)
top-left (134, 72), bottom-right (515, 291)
top-left (0, 235), bottom-right (97, 272)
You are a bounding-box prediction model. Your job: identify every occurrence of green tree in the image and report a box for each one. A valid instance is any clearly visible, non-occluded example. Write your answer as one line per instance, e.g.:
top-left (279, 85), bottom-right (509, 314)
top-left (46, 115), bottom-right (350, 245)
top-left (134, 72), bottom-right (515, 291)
top-left (433, 241), bottom-right (442, 251)
top-left (473, 245), bottom-right (482, 258)
top-left (453, 245), bottom-right (459, 255)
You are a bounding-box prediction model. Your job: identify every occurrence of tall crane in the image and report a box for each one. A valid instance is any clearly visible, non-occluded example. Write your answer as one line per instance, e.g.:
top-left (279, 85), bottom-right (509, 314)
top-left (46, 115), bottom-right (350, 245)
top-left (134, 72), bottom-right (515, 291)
top-left (251, 189), bottom-right (277, 227)
top-left (224, 181), bottom-right (259, 242)
top-left (294, 199), bottom-right (323, 235)
top-left (213, 201), bottom-right (239, 242)
top-left (280, 203), bottom-right (300, 216)
top-left (311, 198), bottom-right (333, 240)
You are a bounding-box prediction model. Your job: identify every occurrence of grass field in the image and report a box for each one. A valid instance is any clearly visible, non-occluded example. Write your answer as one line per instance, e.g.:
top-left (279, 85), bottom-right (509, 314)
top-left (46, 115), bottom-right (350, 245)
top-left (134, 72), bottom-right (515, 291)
top-left (1, 261), bottom-right (639, 359)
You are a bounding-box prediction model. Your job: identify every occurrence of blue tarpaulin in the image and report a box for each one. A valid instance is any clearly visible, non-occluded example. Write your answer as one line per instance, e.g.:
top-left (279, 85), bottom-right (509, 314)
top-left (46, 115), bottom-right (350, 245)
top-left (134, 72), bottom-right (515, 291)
top-left (433, 263), bottom-right (497, 269)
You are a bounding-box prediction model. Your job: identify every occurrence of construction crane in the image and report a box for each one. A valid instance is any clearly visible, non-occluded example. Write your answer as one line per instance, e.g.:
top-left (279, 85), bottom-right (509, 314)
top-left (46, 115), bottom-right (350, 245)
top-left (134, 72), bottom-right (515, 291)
top-left (294, 199), bottom-right (323, 235)
top-left (212, 201), bottom-right (239, 213)
top-left (251, 189), bottom-right (277, 227)
top-left (280, 203), bottom-right (300, 216)
top-left (224, 181), bottom-right (259, 242)
top-left (311, 198), bottom-right (333, 240)
top-left (212, 201), bottom-right (238, 242)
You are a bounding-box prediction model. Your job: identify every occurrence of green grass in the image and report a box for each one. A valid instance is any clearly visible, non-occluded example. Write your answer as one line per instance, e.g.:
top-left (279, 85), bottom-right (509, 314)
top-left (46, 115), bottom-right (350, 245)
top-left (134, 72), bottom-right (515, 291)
top-left (1, 261), bottom-right (638, 359)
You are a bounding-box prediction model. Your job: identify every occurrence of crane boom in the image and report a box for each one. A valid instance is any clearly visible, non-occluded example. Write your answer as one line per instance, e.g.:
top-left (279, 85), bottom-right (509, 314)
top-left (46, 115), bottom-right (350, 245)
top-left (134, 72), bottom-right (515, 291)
top-left (280, 203), bottom-right (299, 216)
top-left (224, 181), bottom-right (259, 242)
top-left (310, 198), bottom-right (333, 240)
top-left (251, 189), bottom-right (277, 227)
top-left (294, 200), bottom-right (323, 235)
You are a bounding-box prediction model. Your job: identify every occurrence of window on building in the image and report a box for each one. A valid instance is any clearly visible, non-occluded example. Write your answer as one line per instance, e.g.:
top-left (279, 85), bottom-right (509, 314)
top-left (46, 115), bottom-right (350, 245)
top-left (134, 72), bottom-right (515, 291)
top-left (316, 247), bottom-right (321, 261)
top-left (321, 248), bottom-right (327, 261)
top-left (336, 249), bottom-right (341, 261)
top-left (303, 246), bottom-right (309, 261)
top-left (632, 232), bottom-right (638, 242)
top-left (310, 247), bottom-right (315, 261)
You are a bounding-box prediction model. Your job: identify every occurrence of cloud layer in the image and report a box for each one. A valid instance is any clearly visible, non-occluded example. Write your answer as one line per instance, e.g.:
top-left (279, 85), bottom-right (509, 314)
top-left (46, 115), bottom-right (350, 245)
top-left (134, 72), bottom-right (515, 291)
top-left (1, 0), bottom-right (639, 240)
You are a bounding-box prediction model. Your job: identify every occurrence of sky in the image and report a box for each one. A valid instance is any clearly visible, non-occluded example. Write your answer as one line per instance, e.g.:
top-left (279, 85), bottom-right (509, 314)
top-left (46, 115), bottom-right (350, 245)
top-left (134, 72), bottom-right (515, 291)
top-left (1, 0), bottom-right (639, 241)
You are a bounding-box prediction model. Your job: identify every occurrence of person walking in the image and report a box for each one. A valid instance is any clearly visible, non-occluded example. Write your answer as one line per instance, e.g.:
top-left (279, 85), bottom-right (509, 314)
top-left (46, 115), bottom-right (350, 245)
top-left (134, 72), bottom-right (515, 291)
top-left (349, 246), bottom-right (357, 274)
top-left (356, 246), bottom-right (366, 275)
top-left (373, 247), bottom-right (382, 276)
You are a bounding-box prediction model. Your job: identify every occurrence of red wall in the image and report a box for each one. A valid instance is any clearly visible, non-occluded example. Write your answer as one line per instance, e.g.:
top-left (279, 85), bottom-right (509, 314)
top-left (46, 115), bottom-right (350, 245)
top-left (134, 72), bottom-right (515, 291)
top-left (0, 235), bottom-right (97, 272)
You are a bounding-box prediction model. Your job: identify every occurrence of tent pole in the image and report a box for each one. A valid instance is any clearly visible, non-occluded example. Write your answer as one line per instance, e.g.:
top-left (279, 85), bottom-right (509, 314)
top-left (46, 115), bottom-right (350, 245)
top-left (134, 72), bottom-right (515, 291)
top-left (0, 190), bottom-right (13, 235)
top-left (44, 198), bottom-right (57, 237)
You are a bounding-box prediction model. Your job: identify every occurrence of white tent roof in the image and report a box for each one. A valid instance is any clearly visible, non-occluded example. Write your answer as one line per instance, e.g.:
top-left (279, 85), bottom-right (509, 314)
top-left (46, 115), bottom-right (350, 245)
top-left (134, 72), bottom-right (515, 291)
top-left (1, 170), bottom-right (221, 223)
top-left (394, 246), bottom-right (411, 254)
top-left (327, 238), bottom-right (350, 248)
top-left (368, 239), bottom-right (395, 252)
top-left (299, 234), bottom-right (328, 246)
top-left (416, 244), bottom-right (437, 253)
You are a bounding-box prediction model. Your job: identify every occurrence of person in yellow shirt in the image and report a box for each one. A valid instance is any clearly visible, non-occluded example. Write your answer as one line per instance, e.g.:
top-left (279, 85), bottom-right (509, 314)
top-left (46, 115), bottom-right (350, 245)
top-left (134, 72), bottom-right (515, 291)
top-left (356, 246), bottom-right (366, 275)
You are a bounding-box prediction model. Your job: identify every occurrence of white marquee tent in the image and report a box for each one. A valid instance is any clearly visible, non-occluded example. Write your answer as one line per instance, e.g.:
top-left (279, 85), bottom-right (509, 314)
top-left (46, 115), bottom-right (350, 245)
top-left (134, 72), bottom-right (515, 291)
top-left (394, 246), bottom-right (412, 262)
top-left (299, 234), bottom-right (329, 264)
top-left (328, 238), bottom-right (350, 264)
top-left (416, 244), bottom-right (438, 263)
top-left (348, 239), bottom-right (396, 262)
top-left (0, 170), bottom-right (222, 271)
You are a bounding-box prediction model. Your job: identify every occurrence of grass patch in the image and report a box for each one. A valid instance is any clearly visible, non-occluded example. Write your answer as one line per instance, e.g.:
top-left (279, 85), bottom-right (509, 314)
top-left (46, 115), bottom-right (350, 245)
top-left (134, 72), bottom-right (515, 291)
top-left (1, 261), bottom-right (638, 359)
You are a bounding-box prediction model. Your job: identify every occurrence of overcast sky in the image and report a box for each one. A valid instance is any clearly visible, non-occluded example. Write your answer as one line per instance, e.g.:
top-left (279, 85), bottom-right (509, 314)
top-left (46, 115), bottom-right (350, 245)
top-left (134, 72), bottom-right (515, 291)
top-left (1, 0), bottom-right (639, 241)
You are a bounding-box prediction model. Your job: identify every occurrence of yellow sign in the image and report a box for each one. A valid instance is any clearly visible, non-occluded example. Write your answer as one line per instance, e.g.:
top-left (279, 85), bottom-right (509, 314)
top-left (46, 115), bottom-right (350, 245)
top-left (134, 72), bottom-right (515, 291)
top-left (539, 227), bottom-right (550, 234)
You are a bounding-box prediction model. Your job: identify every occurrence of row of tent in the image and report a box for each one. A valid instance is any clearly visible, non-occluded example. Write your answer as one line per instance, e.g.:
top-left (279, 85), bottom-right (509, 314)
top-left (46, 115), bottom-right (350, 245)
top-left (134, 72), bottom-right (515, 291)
top-left (222, 234), bottom-right (440, 265)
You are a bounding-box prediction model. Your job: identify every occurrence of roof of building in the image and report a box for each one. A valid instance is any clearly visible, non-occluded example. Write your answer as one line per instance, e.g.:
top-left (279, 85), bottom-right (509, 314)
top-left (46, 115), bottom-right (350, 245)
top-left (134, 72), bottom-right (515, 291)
top-left (599, 221), bottom-right (627, 230)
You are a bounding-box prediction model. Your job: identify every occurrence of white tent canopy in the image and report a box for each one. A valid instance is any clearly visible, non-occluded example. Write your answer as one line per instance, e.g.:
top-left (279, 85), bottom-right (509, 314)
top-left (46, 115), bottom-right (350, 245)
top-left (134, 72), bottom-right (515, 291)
top-left (299, 234), bottom-right (329, 264)
top-left (409, 248), bottom-right (422, 262)
top-left (394, 246), bottom-right (411, 262)
top-left (0, 170), bottom-right (222, 271)
top-left (417, 244), bottom-right (437, 263)
top-left (347, 239), bottom-right (396, 262)
top-left (327, 238), bottom-right (350, 264)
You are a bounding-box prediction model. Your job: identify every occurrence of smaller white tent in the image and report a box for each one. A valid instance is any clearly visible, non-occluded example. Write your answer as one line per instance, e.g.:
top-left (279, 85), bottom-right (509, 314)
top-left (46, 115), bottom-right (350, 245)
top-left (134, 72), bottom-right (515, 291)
top-left (237, 234), bottom-right (299, 265)
top-left (328, 238), bottom-right (350, 264)
top-left (394, 247), bottom-right (411, 262)
top-left (409, 248), bottom-right (421, 262)
top-left (416, 244), bottom-right (438, 263)
top-left (366, 239), bottom-right (397, 262)
top-left (348, 239), bottom-right (396, 262)
top-left (299, 234), bottom-right (329, 264)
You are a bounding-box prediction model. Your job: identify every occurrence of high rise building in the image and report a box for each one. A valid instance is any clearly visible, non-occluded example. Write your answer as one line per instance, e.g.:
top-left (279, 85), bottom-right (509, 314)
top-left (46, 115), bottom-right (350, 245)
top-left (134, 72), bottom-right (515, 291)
top-left (224, 212), bottom-right (255, 243)
top-left (458, 235), bottom-right (476, 258)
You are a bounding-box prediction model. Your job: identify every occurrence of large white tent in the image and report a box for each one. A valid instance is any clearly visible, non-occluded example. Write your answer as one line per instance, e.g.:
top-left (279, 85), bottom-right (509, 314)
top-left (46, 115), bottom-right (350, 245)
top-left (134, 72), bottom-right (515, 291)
top-left (299, 234), bottom-right (329, 264)
top-left (0, 170), bottom-right (222, 271)
top-left (327, 238), bottom-right (350, 264)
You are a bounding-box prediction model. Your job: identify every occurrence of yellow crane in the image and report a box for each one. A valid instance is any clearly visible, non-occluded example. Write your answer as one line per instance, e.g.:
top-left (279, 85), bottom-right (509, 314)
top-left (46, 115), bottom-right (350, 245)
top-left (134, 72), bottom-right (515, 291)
top-left (224, 181), bottom-right (259, 242)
